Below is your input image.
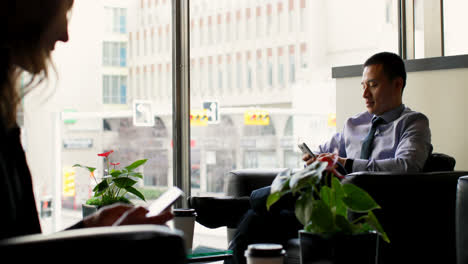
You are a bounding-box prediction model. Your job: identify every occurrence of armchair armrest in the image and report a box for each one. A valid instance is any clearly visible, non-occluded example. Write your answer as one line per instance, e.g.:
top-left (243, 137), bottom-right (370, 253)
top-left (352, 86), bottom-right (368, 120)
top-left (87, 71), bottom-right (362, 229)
top-left (0, 225), bottom-right (187, 262)
top-left (188, 196), bottom-right (250, 228)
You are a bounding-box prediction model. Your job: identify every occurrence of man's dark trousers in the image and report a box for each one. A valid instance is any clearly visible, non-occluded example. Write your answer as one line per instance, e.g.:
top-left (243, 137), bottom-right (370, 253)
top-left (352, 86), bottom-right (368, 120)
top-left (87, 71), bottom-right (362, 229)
top-left (225, 186), bottom-right (302, 264)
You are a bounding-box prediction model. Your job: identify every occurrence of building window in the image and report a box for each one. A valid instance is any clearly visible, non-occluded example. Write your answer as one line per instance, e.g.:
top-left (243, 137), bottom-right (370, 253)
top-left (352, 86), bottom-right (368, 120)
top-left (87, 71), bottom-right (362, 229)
top-left (208, 57), bottom-right (213, 93)
top-left (103, 42), bottom-right (127, 67)
top-left (226, 13), bottom-right (231, 42)
top-left (208, 16), bottom-right (213, 45)
top-left (256, 6), bottom-right (262, 38)
top-left (277, 2), bottom-right (283, 33)
top-left (246, 8), bottom-right (251, 39)
top-left (246, 51), bottom-right (252, 90)
top-left (105, 7), bottom-right (127, 34)
top-left (256, 50), bottom-right (263, 89)
top-left (199, 18), bottom-right (204, 46)
top-left (103, 75), bottom-right (127, 104)
top-left (158, 27), bottom-right (162, 53)
top-left (288, 0), bottom-right (294, 33)
top-left (289, 45), bottom-right (295, 84)
top-left (278, 47), bottom-right (284, 87)
top-left (300, 43), bottom-right (307, 68)
top-left (236, 10), bottom-right (241, 40)
top-left (218, 56), bottom-right (223, 92)
top-left (227, 55), bottom-right (232, 92)
top-left (166, 25), bottom-right (170, 52)
top-left (267, 48), bottom-right (273, 87)
top-left (236, 53), bottom-right (242, 91)
top-left (266, 4), bottom-right (272, 36)
top-left (300, 0), bottom-right (306, 32)
top-left (217, 14), bottom-right (222, 44)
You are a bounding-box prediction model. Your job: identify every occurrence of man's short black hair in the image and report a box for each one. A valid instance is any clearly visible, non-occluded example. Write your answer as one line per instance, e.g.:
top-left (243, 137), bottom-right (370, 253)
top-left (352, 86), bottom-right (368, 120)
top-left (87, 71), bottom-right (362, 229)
top-left (364, 52), bottom-right (407, 92)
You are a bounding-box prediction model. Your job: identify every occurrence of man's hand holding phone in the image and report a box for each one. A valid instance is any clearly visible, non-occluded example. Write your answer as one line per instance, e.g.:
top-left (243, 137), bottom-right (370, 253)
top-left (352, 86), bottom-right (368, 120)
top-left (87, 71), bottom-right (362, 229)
top-left (298, 142), bottom-right (317, 166)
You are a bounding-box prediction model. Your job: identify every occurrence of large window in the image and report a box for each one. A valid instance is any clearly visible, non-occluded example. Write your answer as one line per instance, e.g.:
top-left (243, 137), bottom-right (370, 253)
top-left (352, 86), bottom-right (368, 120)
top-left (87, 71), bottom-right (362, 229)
top-left (188, 0), bottom-right (399, 199)
top-left (443, 0), bottom-right (468, 56)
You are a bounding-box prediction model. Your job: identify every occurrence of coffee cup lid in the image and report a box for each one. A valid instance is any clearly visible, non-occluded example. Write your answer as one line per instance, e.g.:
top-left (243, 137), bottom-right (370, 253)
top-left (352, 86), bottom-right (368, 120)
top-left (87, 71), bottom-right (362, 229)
top-left (173, 208), bottom-right (197, 217)
top-left (244, 243), bottom-right (286, 258)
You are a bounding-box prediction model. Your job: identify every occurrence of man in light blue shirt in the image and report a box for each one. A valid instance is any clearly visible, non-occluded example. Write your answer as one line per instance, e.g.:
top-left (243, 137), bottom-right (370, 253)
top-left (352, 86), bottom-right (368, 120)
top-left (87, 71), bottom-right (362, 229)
top-left (303, 52), bottom-right (432, 173)
top-left (228, 52), bottom-right (433, 264)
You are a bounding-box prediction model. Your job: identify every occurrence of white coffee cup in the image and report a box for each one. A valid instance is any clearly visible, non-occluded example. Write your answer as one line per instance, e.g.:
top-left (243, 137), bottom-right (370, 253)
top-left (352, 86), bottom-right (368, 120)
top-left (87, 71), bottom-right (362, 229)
top-left (245, 243), bottom-right (286, 264)
top-left (173, 208), bottom-right (197, 253)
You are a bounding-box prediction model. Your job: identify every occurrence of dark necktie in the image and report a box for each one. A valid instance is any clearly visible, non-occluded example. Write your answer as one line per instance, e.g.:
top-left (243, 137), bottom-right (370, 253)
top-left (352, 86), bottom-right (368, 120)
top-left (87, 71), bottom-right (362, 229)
top-left (360, 117), bottom-right (385, 159)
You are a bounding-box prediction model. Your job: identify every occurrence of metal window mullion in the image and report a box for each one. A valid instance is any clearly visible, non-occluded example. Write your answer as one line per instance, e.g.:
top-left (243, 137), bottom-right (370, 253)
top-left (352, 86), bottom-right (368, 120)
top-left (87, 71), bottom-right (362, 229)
top-left (172, 0), bottom-right (191, 208)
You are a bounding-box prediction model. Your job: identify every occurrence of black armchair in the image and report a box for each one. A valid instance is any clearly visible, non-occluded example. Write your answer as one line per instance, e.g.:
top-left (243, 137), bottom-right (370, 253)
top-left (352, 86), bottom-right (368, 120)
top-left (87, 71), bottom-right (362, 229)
top-left (189, 153), bottom-right (468, 264)
top-left (0, 225), bottom-right (187, 262)
top-left (456, 176), bottom-right (468, 264)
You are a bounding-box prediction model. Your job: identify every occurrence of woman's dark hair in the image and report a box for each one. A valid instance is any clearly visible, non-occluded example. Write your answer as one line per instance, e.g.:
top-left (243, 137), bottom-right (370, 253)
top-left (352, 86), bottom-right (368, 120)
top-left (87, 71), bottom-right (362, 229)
top-left (0, 0), bottom-right (73, 128)
top-left (364, 52), bottom-right (407, 93)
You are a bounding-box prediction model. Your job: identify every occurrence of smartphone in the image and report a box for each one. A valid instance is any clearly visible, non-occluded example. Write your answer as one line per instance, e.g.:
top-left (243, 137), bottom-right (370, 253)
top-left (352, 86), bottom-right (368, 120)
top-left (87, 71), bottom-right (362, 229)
top-left (146, 186), bottom-right (184, 217)
top-left (298, 142), bottom-right (316, 159)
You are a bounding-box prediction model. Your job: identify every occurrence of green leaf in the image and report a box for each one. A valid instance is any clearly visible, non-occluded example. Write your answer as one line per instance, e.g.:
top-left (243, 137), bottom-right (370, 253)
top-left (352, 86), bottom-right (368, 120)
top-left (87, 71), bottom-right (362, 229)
top-left (367, 211), bottom-right (390, 243)
top-left (110, 170), bottom-right (122, 177)
top-left (92, 180), bottom-right (109, 196)
top-left (125, 186), bottom-right (146, 201)
top-left (295, 192), bottom-right (314, 225)
top-left (113, 177), bottom-right (137, 188)
top-left (310, 199), bottom-right (334, 233)
top-left (342, 183), bottom-right (380, 212)
top-left (320, 186), bottom-right (332, 207)
top-left (332, 177), bottom-right (346, 217)
top-left (73, 164), bottom-right (96, 173)
top-left (289, 162), bottom-right (327, 192)
top-left (335, 214), bottom-right (353, 234)
top-left (267, 192), bottom-right (282, 211)
top-left (128, 171), bottom-right (143, 179)
top-left (270, 169), bottom-right (292, 193)
top-left (125, 159), bottom-right (148, 171)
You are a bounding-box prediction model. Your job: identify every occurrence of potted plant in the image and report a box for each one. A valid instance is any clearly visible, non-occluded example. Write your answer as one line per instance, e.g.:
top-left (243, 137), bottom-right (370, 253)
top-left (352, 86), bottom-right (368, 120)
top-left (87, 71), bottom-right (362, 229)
top-left (73, 150), bottom-right (147, 218)
top-left (267, 155), bottom-right (390, 264)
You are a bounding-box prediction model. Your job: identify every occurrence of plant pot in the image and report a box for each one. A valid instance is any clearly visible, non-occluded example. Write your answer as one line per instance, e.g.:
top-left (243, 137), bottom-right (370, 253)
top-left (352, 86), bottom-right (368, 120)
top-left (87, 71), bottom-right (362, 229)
top-left (82, 204), bottom-right (98, 218)
top-left (299, 230), bottom-right (378, 264)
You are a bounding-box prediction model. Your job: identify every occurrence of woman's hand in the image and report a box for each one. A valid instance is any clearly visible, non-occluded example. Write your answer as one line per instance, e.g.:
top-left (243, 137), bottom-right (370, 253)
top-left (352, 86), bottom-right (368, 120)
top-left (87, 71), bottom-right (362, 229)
top-left (83, 203), bottom-right (174, 228)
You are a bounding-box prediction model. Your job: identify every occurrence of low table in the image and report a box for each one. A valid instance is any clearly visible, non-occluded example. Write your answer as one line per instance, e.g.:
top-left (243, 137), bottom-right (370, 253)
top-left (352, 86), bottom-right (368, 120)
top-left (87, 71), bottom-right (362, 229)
top-left (187, 246), bottom-right (233, 263)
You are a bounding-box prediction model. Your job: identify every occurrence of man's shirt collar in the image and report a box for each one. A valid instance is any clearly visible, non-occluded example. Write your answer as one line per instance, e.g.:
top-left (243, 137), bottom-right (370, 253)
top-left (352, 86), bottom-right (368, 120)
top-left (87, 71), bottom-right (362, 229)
top-left (373, 104), bottom-right (405, 124)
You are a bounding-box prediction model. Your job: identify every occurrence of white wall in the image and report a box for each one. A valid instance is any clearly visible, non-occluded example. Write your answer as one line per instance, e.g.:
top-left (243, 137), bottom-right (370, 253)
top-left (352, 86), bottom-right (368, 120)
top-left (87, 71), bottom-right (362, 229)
top-left (336, 68), bottom-right (468, 170)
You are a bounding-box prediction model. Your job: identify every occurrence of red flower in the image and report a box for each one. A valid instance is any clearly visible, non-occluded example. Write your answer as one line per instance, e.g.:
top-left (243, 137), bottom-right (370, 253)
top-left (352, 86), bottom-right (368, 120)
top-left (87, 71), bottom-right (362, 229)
top-left (318, 154), bottom-right (345, 179)
top-left (110, 162), bottom-right (120, 166)
top-left (97, 150), bottom-right (114, 157)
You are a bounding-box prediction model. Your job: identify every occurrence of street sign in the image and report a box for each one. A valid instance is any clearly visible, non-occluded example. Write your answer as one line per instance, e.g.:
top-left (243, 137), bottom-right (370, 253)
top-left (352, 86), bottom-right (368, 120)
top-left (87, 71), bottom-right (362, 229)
top-left (63, 138), bottom-right (93, 149)
top-left (203, 101), bottom-right (219, 124)
top-left (133, 100), bottom-right (155, 127)
top-left (190, 109), bottom-right (208, 126)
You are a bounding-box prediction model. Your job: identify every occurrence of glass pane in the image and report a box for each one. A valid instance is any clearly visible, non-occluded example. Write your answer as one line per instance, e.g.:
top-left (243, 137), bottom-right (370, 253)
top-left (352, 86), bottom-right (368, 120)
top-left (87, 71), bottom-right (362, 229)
top-left (23, 0), bottom-right (172, 234)
top-left (443, 0), bottom-right (468, 56)
top-left (189, 0), bottom-right (399, 249)
top-left (413, 0), bottom-right (443, 58)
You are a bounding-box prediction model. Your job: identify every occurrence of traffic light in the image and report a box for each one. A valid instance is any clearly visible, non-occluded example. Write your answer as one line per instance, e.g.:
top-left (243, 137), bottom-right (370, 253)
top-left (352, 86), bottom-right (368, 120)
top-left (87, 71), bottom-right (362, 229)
top-left (328, 113), bottom-right (336, 127)
top-left (63, 169), bottom-right (76, 197)
top-left (244, 109), bottom-right (270, 126)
